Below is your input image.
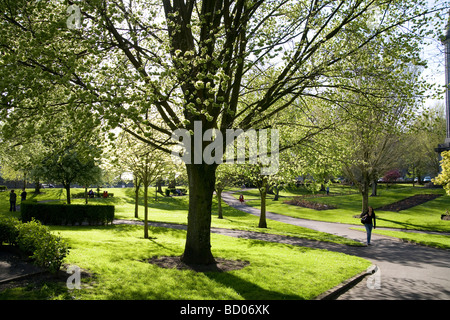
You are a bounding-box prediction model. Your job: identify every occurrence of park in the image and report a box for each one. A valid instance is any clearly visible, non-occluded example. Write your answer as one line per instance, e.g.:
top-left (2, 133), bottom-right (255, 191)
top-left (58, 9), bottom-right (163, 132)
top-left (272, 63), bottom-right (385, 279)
top-left (0, 182), bottom-right (449, 301)
top-left (1, 0), bottom-right (450, 306)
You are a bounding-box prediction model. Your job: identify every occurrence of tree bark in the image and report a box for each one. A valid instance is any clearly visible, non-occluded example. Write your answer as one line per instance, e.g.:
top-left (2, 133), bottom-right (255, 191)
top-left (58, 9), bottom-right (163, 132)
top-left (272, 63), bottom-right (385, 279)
top-left (258, 177), bottom-right (268, 228)
top-left (34, 179), bottom-right (41, 194)
top-left (216, 187), bottom-right (223, 219)
top-left (273, 184), bottom-right (280, 201)
top-left (156, 179), bottom-right (163, 194)
top-left (64, 184), bottom-right (71, 204)
top-left (134, 176), bottom-right (141, 218)
top-left (181, 163), bottom-right (217, 265)
top-left (143, 157), bottom-right (149, 239)
top-left (144, 181), bottom-right (149, 239)
top-left (361, 174), bottom-right (370, 214)
top-left (371, 179), bottom-right (378, 197)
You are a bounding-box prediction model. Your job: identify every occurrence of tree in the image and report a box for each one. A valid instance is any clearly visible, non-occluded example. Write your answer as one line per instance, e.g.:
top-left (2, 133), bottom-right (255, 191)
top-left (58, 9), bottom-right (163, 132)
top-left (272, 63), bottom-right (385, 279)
top-left (400, 102), bottom-right (446, 184)
top-left (433, 151), bottom-right (450, 194)
top-left (336, 71), bottom-right (418, 212)
top-left (115, 131), bottom-right (171, 238)
top-left (33, 144), bottom-right (102, 204)
top-left (1, 1), bottom-right (445, 264)
top-left (215, 164), bottom-right (237, 219)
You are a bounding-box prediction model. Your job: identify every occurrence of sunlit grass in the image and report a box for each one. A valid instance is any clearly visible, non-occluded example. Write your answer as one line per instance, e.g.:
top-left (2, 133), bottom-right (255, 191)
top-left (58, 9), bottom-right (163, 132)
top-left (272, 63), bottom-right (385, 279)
top-left (0, 223), bottom-right (370, 300)
top-left (0, 186), bottom-right (371, 300)
top-left (351, 227), bottom-right (450, 250)
top-left (238, 184), bottom-right (450, 248)
top-left (38, 224), bottom-right (371, 300)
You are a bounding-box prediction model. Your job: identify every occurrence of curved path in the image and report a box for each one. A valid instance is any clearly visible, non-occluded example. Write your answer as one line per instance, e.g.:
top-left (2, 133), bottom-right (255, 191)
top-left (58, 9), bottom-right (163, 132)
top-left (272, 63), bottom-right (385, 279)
top-left (220, 192), bottom-right (450, 300)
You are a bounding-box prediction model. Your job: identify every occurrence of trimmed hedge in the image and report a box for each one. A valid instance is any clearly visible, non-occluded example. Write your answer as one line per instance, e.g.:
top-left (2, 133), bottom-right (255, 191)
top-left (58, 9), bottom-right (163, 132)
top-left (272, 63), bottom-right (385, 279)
top-left (21, 202), bottom-right (115, 226)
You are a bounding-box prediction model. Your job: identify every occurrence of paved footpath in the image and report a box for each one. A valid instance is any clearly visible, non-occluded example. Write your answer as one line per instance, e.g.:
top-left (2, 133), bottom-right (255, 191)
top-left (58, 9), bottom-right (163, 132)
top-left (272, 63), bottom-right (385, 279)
top-left (220, 192), bottom-right (450, 300)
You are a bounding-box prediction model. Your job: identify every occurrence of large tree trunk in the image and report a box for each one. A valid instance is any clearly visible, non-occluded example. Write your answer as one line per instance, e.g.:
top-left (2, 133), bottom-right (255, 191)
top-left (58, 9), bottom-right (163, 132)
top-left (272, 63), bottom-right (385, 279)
top-left (181, 163), bottom-right (217, 265)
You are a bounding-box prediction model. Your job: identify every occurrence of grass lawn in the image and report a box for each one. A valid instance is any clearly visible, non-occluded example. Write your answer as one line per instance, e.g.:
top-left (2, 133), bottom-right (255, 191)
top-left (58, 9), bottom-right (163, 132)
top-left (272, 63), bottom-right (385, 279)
top-left (351, 227), bottom-right (450, 250)
top-left (238, 184), bottom-right (450, 249)
top-left (0, 187), bottom-right (370, 300)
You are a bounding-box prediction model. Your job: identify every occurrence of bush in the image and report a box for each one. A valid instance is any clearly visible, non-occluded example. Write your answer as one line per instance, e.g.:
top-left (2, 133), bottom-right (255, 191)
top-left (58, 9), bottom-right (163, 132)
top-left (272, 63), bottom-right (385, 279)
top-left (0, 218), bottom-right (69, 273)
top-left (0, 216), bottom-right (20, 245)
top-left (21, 202), bottom-right (115, 226)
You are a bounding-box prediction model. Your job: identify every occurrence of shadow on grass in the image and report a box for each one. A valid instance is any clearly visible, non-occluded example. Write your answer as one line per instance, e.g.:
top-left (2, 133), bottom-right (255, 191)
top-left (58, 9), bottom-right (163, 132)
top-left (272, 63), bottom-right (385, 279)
top-left (204, 270), bottom-right (305, 300)
top-left (121, 187), bottom-right (189, 212)
top-left (376, 217), bottom-right (438, 232)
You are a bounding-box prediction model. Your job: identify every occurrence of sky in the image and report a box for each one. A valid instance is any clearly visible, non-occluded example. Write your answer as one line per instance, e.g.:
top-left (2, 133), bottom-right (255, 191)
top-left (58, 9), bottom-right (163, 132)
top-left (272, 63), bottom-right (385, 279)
top-left (422, 0), bottom-right (450, 109)
top-left (422, 34), bottom-right (446, 109)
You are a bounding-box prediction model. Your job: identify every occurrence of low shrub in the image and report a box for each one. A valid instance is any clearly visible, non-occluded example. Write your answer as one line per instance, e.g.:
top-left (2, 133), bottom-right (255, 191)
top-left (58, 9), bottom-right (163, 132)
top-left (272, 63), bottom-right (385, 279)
top-left (0, 218), bottom-right (69, 273)
top-left (0, 216), bottom-right (20, 245)
top-left (21, 202), bottom-right (115, 226)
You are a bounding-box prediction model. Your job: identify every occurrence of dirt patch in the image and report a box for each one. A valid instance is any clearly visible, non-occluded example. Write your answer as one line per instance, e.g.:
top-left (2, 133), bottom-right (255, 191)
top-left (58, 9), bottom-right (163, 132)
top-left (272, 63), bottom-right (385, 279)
top-left (0, 264), bottom-right (94, 293)
top-left (376, 194), bottom-right (442, 212)
top-left (284, 197), bottom-right (337, 210)
top-left (146, 256), bottom-right (249, 273)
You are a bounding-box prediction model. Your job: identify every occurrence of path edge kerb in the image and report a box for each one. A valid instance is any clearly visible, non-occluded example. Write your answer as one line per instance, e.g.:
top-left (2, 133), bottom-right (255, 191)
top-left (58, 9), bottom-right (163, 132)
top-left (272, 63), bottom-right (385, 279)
top-left (0, 270), bottom-right (47, 285)
top-left (314, 264), bottom-right (377, 300)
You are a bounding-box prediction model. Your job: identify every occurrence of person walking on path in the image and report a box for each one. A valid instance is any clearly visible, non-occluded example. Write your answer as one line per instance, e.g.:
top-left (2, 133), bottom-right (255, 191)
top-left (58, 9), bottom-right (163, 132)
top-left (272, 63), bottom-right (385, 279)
top-left (239, 194), bottom-right (244, 203)
top-left (360, 206), bottom-right (376, 246)
top-left (9, 190), bottom-right (17, 212)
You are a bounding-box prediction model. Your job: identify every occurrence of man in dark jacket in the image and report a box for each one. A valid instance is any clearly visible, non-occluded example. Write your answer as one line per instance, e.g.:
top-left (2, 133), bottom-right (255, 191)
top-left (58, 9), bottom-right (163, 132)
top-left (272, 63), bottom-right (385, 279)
top-left (9, 190), bottom-right (17, 212)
